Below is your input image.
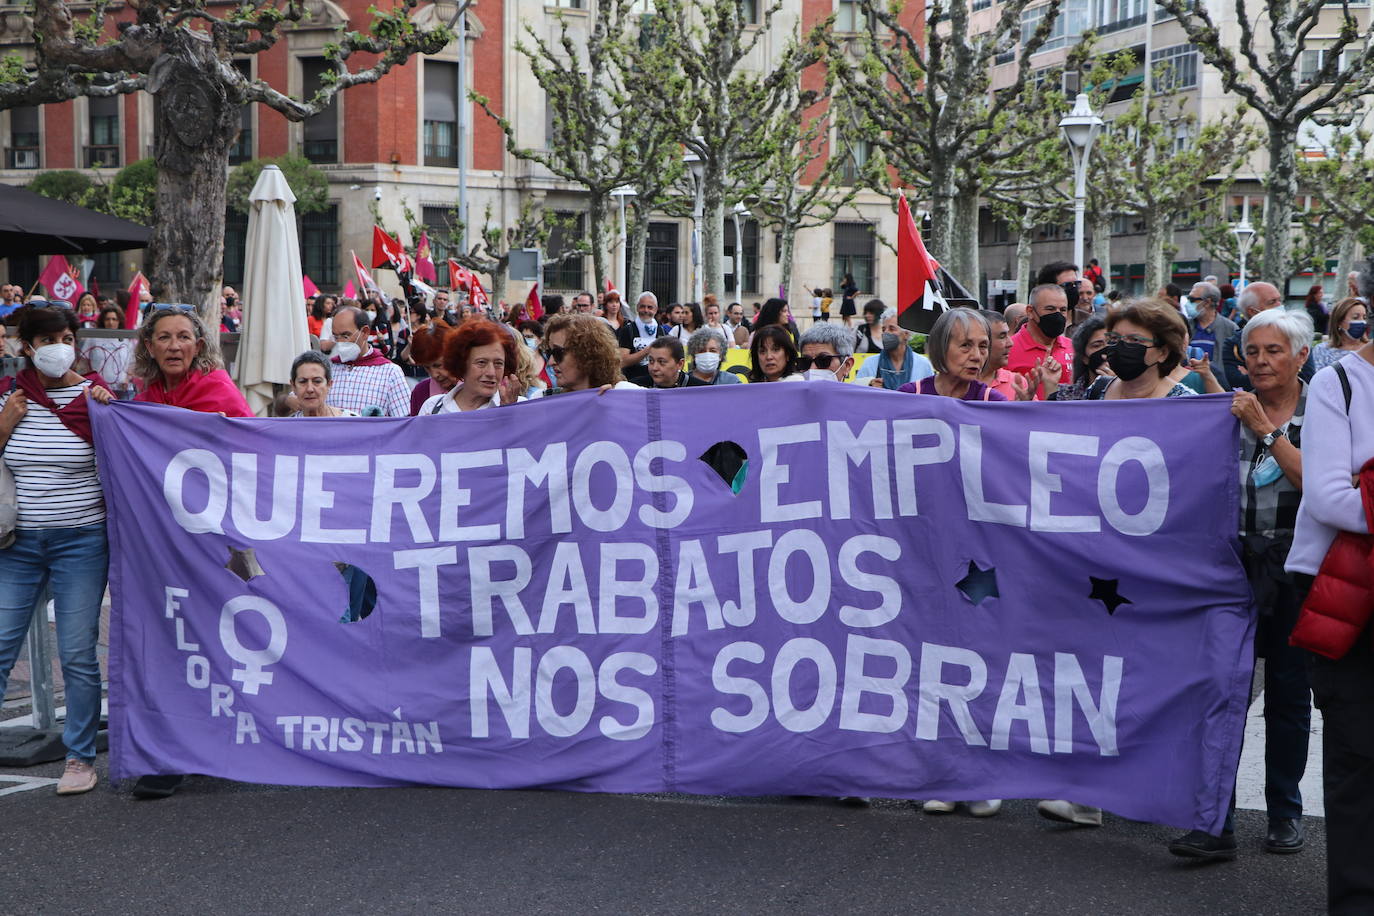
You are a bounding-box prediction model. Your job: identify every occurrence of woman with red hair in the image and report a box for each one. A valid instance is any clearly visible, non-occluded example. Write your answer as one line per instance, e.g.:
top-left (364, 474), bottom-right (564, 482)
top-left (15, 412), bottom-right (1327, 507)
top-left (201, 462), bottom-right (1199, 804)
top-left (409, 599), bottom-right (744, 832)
top-left (407, 320), bottom-right (457, 415)
top-left (419, 319), bottom-right (524, 413)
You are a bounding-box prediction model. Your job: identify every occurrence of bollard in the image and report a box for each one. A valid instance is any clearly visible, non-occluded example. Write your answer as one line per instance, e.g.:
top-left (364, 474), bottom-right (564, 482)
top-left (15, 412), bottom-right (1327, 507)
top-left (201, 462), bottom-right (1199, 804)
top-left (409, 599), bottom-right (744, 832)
top-left (25, 593), bottom-right (57, 731)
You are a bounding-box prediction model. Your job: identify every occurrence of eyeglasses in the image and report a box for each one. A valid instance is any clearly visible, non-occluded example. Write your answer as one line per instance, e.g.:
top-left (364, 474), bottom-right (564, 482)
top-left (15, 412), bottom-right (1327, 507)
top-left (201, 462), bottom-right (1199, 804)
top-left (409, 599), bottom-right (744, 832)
top-left (796, 353), bottom-right (842, 371)
top-left (1186, 296), bottom-right (1207, 303)
top-left (1106, 332), bottom-right (1159, 347)
top-left (543, 345), bottom-right (569, 364)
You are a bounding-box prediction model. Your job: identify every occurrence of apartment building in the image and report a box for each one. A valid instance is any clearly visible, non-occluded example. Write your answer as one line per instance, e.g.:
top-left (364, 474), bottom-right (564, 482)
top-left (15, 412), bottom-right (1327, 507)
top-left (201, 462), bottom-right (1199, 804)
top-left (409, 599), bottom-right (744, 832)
top-left (973, 0), bottom-right (1371, 300)
top-left (0, 0), bottom-right (912, 312)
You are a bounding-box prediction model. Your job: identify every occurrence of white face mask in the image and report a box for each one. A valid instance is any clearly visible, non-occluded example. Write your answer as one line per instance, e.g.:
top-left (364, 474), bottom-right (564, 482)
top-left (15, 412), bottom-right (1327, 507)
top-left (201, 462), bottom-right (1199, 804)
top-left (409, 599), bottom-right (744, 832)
top-left (32, 343), bottom-right (76, 378)
top-left (804, 368), bottom-right (838, 383)
top-left (333, 342), bottom-right (361, 364)
top-left (694, 352), bottom-right (721, 374)
top-left (364, 310), bottom-right (377, 323)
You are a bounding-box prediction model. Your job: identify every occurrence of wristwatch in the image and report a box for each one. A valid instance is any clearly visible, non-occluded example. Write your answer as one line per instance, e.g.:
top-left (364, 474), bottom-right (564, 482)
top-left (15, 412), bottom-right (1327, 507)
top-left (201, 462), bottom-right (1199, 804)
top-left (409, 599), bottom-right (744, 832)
top-left (1260, 428), bottom-right (1287, 449)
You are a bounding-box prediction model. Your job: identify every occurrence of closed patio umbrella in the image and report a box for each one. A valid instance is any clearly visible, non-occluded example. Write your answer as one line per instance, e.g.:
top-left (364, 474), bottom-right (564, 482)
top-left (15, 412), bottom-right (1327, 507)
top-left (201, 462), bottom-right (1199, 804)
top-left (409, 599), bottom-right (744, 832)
top-left (235, 165), bottom-right (308, 416)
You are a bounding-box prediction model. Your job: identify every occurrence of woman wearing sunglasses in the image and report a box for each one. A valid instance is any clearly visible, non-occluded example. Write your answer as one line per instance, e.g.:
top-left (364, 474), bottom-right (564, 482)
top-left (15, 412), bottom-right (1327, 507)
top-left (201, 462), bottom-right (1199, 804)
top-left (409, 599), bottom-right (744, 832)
top-left (542, 313), bottom-right (641, 393)
top-left (1084, 299), bottom-right (1197, 400)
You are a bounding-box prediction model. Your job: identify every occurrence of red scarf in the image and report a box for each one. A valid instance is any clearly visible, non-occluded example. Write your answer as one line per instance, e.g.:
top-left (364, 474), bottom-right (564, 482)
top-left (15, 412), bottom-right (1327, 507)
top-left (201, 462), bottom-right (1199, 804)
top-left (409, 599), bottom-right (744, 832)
top-left (136, 368), bottom-right (254, 417)
top-left (3, 368), bottom-right (110, 444)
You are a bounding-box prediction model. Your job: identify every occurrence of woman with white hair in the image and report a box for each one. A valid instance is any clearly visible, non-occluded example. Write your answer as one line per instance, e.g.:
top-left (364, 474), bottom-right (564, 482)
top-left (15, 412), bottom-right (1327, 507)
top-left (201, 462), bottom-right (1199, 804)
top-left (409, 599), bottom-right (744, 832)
top-left (897, 308), bottom-right (1007, 401)
top-left (851, 306), bottom-right (934, 390)
top-left (1169, 307), bottom-right (1314, 860)
top-left (1284, 262), bottom-right (1374, 912)
top-left (685, 328), bottom-right (741, 386)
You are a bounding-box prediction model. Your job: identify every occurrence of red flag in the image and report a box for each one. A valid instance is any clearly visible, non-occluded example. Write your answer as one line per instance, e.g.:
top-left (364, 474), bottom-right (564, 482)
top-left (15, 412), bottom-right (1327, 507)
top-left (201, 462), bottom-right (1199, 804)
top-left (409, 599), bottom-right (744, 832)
top-left (525, 283), bottom-right (543, 321)
top-left (372, 226), bottom-right (412, 273)
top-left (896, 195), bottom-right (949, 334)
top-left (470, 276), bottom-right (489, 311)
top-left (448, 259), bottom-right (473, 294)
top-left (351, 250), bottom-right (382, 298)
top-left (342, 279), bottom-right (356, 299)
top-left (125, 272), bottom-right (148, 328)
top-left (38, 254), bottom-right (84, 304)
top-left (303, 275), bottom-right (320, 299)
top-left (604, 276), bottom-right (614, 294)
top-left (416, 232), bottom-right (438, 284)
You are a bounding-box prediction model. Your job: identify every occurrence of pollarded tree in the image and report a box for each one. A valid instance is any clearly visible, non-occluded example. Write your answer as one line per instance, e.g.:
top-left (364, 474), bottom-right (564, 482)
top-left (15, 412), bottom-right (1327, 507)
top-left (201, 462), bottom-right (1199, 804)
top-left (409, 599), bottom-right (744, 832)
top-left (0, 0), bottom-right (451, 328)
top-left (1156, 0), bottom-right (1374, 283)
top-left (1296, 127), bottom-right (1374, 283)
top-left (820, 0), bottom-right (1065, 288)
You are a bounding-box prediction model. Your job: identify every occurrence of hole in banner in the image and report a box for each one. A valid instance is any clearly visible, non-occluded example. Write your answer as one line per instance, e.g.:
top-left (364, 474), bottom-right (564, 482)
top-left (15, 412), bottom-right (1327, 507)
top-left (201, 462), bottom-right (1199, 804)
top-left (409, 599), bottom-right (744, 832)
top-left (955, 560), bottom-right (999, 606)
top-left (698, 441), bottom-right (749, 494)
top-left (1089, 576), bottom-right (1131, 615)
top-left (334, 562), bottom-right (378, 624)
top-left (225, 547), bottom-right (265, 583)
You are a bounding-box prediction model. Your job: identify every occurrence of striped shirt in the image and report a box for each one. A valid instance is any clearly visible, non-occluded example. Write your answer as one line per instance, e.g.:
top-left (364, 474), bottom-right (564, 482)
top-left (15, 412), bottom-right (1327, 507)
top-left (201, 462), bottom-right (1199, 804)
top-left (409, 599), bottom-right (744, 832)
top-left (325, 359), bottom-right (411, 417)
top-left (1, 382), bottom-right (105, 528)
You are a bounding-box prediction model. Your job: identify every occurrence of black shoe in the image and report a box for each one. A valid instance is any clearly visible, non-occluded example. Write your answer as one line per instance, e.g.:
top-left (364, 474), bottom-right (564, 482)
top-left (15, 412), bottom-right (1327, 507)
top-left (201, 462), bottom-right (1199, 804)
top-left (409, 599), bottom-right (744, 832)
top-left (1168, 829), bottom-right (1237, 860)
top-left (1265, 817), bottom-right (1304, 854)
top-left (131, 774), bottom-right (184, 800)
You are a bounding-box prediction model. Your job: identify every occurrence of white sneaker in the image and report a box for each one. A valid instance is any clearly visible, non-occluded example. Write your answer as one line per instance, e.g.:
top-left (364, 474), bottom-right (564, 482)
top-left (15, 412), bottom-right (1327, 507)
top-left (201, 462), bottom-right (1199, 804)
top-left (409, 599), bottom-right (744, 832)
top-left (922, 799), bottom-right (957, 814)
top-left (967, 799), bottom-right (1003, 817)
top-left (1037, 799), bottom-right (1102, 826)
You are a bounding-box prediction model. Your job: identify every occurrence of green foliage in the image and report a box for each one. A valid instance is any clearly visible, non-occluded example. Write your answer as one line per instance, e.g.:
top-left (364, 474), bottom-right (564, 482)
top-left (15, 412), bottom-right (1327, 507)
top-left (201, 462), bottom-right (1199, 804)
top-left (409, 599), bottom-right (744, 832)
top-left (1295, 128), bottom-right (1374, 273)
top-left (28, 169), bottom-right (96, 205)
top-left (107, 158), bottom-right (157, 224)
top-left (225, 154), bottom-right (330, 215)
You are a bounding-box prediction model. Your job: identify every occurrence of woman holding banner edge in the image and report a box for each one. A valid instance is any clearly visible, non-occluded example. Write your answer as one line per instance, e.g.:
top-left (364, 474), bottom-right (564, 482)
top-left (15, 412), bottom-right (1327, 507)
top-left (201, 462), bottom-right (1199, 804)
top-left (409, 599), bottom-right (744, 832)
top-left (0, 306), bottom-right (114, 796)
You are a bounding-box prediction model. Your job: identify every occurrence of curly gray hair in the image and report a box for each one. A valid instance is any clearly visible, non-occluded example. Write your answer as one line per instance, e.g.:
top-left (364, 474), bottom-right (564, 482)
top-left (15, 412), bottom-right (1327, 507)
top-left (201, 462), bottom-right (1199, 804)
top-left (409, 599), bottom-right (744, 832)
top-left (132, 307), bottom-right (222, 383)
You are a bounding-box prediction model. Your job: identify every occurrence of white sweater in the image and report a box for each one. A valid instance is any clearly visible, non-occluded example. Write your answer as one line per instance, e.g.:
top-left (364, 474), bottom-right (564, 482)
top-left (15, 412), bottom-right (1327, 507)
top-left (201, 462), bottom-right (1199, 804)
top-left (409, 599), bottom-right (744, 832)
top-left (1287, 352), bottom-right (1374, 575)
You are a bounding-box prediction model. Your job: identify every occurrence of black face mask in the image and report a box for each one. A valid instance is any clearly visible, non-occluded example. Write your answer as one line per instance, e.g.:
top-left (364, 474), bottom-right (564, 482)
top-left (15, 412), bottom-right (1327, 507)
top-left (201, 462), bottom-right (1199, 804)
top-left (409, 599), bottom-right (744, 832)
top-left (1037, 310), bottom-right (1067, 339)
top-left (1105, 342), bottom-right (1153, 381)
top-left (1086, 349), bottom-right (1109, 373)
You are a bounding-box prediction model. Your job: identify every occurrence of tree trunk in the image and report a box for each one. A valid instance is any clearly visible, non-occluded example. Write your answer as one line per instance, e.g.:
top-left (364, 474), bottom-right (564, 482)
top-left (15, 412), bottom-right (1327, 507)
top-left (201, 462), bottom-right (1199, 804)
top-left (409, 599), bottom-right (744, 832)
top-left (949, 181), bottom-right (981, 298)
top-left (1336, 228), bottom-right (1360, 298)
top-left (1261, 125), bottom-right (1298, 288)
top-left (627, 207), bottom-right (649, 301)
top-left (146, 39), bottom-right (241, 355)
top-left (1015, 221), bottom-right (1034, 303)
top-left (587, 192), bottom-right (609, 303)
top-left (1143, 214), bottom-right (1170, 294)
top-left (1091, 211), bottom-right (1113, 293)
top-left (702, 178), bottom-right (726, 302)
top-left (927, 162), bottom-right (956, 269)
top-left (490, 263), bottom-right (508, 309)
top-left (779, 222), bottom-right (797, 320)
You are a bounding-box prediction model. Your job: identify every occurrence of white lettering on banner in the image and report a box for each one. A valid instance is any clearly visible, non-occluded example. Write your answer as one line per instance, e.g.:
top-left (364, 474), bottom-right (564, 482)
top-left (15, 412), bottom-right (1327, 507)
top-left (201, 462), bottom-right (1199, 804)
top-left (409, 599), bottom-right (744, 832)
top-left (671, 539), bottom-right (724, 637)
top-left (1028, 433), bottom-right (1101, 533)
top-left (767, 530), bottom-right (831, 625)
top-left (163, 449), bottom-right (227, 534)
top-left (219, 596), bottom-right (288, 694)
top-left (373, 454), bottom-right (437, 543)
top-left (892, 418), bottom-right (954, 516)
top-left (758, 423), bottom-right (823, 522)
top-left (826, 420), bottom-right (893, 520)
top-left (571, 441), bottom-right (634, 532)
top-left (235, 711), bottom-right (260, 744)
top-left (706, 639), bottom-right (1123, 756)
top-left (301, 454), bottom-right (369, 543)
top-left (470, 646), bottom-right (658, 740)
top-left (174, 617), bottom-right (199, 652)
top-left (836, 536), bottom-right (902, 628)
top-left (597, 542), bottom-right (659, 634)
top-left (634, 440), bottom-right (693, 528)
top-left (538, 542), bottom-right (597, 635)
top-left (505, 443), bottom-right (571, 539)
top-left (440, 450), bottom-right (502, 542)
top-left (210, 684), bottom-right (234, 718)
top-left (715, 530), bottom-right (773, 628)
top-left (469, 544), bottom-right (534, 636)
top-left (394, 546), bottom-right (458, 639)
top-left (230, 454), bottom-right (299, 541)
top-left (274, 714), bottom-right (441, 754)
top-left (164, 586), bottom-right (189, 618)
top-left (958, 425), bottom-right (1028, 527)
top-left (1098, 438), bottom-right (1170, 537)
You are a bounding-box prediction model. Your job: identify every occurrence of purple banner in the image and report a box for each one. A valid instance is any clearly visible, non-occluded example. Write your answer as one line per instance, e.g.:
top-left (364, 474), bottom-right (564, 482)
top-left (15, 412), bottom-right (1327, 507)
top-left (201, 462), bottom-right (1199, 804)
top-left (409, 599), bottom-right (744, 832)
top-left (92, 388), bottom-right (1252, 832)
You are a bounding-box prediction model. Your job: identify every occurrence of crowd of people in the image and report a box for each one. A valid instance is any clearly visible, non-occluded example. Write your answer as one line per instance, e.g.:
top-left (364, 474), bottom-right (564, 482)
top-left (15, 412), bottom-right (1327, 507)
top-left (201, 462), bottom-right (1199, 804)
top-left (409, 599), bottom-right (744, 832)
top-left (2, 258), bottom-right (1373, 914)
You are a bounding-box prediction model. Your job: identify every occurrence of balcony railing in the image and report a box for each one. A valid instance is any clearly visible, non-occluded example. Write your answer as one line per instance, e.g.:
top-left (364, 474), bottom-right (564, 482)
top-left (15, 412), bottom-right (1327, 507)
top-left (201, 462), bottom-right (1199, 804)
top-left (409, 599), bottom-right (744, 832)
top-left (424, 143), bottom-right (458, 168)
top-left (1097, 12), bottom-right (1147, 34)
top-left (303, 138), bottom-right (337, 164)
top-left (84, 145), bottom-right (120, 168)
top-left (5, 146), bottom-right (39, 169)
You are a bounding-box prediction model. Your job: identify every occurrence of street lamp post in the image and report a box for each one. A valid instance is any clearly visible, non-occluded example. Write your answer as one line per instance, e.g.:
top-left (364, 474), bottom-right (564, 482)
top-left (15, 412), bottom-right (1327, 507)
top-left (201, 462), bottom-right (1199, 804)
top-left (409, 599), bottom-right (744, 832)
top-left (1233, 195), bottom-right (1256, 291)
top-left (684, 150), bottom-right (705, 303)
top-left (1059, 93), bottom-right (1104, 275)
top-left (731, 201), bottom-right (749, 299)
top-left (611, 185), bottom-right (636, 295)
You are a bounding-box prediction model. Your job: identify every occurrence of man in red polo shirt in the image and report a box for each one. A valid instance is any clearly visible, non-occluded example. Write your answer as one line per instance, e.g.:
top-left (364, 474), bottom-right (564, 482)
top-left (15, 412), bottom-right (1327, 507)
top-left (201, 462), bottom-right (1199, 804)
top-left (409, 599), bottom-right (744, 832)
top-left (1006, 283), bottom-right (1072, 400)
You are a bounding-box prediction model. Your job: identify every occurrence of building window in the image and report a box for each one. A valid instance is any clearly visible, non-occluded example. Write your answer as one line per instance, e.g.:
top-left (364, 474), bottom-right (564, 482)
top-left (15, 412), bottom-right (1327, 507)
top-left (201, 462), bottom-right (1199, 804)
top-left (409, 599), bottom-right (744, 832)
top-left (835, 0), bottom-right (871, 32)
top-left (1021, 0), bottom-right (1090, 53)
top-left (7, 105), bottom-right (39, 169)
top-left (543, 212), bottom-right (585, 291)
top-left (223, 209), bottom-right (249, 288)
top-left (742, 219), bottom-right (760, 294)
top-left (423, 61), bottom-right (459, 168)
top-left (229, 61), bottom-right (253, 165)
top-left (300, 204), bottom-right (340, 287)
top-left (89, 251), bottom-right (121, 291)
top-left (1151, 43), bottom-right (1198, 91)
top-left (548, 0), bottom-right (583, 7)
top-left (86, 95), bottom-right (120, 168)
top-left (422, 205), bottom-right (458, 285)
top-left (1096, 0), bottom-right (1146, 34)
top-left (301, 58), bottom-right (340, 164)
top-left (840, 138), bottom-right (872, 186)
top-left (833, 222), bottom-right (875, 293)
top-left (972, 0), bottom-right (993, 10)
top-left (741, 0), bottom-right (759, 23)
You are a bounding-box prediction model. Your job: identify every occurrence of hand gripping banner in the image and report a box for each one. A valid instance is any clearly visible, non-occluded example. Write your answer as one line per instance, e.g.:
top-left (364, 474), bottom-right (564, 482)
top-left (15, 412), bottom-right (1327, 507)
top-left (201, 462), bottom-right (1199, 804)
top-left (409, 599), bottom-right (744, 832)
top-left (92, 387), bottom-right (1253, 833)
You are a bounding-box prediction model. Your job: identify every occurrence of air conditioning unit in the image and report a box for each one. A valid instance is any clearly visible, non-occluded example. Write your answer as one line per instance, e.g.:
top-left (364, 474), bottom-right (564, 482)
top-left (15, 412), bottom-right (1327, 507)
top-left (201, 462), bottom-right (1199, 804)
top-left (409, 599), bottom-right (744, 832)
top-left (10, 148), bottom-right (38, 169)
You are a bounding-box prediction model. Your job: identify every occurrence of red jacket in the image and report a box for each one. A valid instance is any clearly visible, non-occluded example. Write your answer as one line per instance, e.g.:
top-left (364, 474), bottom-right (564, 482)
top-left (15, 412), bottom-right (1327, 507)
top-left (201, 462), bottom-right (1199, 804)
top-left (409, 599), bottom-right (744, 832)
top-left (1290, 458), bottom-right (1374, 659)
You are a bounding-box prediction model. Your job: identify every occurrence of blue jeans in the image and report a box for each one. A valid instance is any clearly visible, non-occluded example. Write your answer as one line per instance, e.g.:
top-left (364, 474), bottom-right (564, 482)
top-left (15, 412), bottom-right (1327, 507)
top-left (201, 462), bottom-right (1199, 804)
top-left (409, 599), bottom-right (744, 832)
top-left (0, 523), bottom-right (108, 762)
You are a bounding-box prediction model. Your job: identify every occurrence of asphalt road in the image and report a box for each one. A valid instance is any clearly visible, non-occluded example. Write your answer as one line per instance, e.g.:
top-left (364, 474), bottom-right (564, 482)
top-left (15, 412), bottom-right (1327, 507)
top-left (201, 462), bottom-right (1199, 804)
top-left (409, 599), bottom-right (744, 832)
top-left (1, 755), bottom-right (1327, 916)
